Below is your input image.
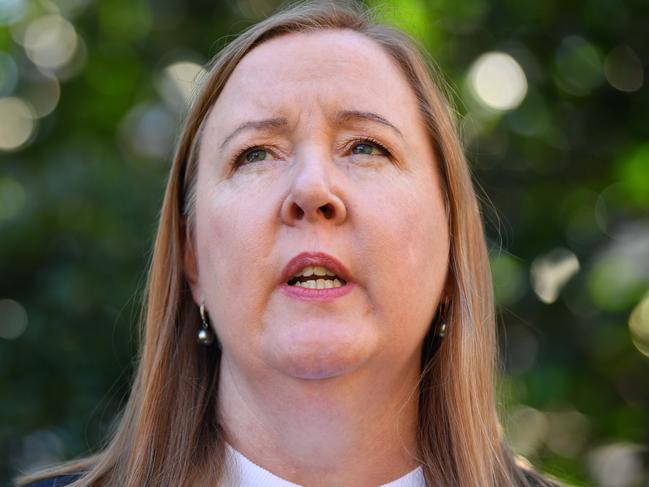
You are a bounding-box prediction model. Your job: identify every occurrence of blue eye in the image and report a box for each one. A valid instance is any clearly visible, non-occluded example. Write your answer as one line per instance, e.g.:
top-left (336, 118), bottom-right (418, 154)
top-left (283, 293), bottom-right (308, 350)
top-left (244, 148), bottom-right (268, 163)
top-left (351, 141), bottom-right (387, 156)
top-left (352, 143), bottom-right (375, 155)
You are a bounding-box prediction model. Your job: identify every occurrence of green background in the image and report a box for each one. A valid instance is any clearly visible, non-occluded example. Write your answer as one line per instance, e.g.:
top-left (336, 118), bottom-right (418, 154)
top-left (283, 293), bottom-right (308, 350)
top-left (1, 0), bottom-right (648, 485)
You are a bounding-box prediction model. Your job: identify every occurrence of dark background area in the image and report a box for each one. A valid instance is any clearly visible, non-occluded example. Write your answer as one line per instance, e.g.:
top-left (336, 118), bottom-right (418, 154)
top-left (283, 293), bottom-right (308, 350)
top-left (1, 0), bottom-right (648, 485)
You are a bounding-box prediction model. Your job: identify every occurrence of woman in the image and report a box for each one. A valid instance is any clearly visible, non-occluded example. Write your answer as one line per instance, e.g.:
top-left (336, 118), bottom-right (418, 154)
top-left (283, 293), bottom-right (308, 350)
top-left (18, 1), bottom-right (557, 486)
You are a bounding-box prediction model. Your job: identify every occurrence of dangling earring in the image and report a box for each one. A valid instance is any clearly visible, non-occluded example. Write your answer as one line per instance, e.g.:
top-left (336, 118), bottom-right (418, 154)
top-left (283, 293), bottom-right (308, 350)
top-left (437, 296), bottom-right (450, 338)
top-left (197, 302), bottom-right (215, 346)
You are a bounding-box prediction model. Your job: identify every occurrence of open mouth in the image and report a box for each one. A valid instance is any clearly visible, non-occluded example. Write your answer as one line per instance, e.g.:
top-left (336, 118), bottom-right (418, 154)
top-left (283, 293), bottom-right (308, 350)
top-left (287, 265), bottom-right (348, 289)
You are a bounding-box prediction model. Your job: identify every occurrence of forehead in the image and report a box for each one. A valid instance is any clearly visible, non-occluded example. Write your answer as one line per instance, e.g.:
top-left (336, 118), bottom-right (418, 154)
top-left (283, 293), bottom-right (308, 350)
top-left (206, 29), bottom-right (422, 130)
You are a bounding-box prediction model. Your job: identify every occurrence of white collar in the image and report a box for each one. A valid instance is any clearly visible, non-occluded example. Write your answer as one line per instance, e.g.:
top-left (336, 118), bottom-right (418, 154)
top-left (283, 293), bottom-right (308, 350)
top-left (225, 444), bottom-right (426, 487)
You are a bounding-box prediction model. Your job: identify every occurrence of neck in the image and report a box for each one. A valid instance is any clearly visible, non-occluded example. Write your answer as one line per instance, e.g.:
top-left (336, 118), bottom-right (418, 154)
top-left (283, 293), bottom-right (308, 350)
top-left (217, 354), bottom-right (422, 486)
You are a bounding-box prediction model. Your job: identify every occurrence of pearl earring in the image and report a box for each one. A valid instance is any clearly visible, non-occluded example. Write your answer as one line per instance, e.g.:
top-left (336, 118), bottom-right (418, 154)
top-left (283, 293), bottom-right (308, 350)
top-left (437, 296), bottom-right (450, 338)
top-left (197, 302), bottom-right (215, 346)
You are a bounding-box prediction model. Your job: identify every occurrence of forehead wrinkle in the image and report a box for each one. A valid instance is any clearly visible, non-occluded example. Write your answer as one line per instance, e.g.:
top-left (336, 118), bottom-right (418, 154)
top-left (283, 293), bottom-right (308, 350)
top-left (334, 110), bottom-right (404, 139)
top-left (205, 29), bottom-right (425, 161)
top-left (219, 118), bottom-right (288, 150)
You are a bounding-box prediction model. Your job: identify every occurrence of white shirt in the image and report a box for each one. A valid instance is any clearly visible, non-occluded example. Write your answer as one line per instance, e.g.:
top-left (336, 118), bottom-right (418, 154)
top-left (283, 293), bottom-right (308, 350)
top-left (225, 445), bottom-right (426, 487)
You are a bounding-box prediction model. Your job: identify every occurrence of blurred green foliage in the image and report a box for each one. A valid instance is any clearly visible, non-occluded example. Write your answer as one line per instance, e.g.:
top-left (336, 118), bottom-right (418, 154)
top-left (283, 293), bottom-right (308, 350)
top-left (1, 0), bottom-right (648, 485)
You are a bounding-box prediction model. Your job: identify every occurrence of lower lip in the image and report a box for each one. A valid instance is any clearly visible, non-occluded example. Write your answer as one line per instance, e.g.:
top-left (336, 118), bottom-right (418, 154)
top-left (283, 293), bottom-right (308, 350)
top-left (279, 282), bottom-right (355, 301)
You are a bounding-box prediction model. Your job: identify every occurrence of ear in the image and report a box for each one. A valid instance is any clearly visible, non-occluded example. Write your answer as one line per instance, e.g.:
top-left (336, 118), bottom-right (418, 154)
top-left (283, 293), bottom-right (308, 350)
top-left (183, 229), bottom-right (201, 306)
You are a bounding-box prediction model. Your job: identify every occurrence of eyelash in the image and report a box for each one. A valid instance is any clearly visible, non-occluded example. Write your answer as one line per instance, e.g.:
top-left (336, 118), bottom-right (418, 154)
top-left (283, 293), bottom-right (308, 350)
top-left (230, 137), bottom-right (392, 168)
top-left (231, 144), bottom-right (274, 167)
top-left (346, 137), bottom-right (391, 158)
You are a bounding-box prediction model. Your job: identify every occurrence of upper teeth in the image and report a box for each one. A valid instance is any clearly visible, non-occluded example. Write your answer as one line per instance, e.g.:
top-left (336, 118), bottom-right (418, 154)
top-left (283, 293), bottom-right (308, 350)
top-left (293, 266), bottom-right (336, 278)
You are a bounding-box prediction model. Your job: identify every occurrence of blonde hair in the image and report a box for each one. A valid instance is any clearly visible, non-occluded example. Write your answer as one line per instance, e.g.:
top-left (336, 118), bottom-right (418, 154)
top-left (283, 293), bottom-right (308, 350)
top-left (18, 1), bottom-right (553, 486)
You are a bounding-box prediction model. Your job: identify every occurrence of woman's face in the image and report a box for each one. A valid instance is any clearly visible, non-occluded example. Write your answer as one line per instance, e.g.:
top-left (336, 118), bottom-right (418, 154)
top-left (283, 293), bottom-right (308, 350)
top-left (186, 29), bottom-right (450, 382)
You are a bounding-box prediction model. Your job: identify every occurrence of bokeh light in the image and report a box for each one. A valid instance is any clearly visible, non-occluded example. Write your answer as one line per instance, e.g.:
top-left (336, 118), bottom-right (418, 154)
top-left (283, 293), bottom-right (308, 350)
top-left (468, 51), bottom-right (528, 111)
top-left (118, 102), bottom-right (176, 161)
top-left (545, 408), bottom-right (590, 458)
top-left (629, 294), bottom-right (649, 358)
top-left (554, 36), bottom-right (603, 96)
top-left (530, 248), bottom-right (580, 304)
top-left (22, 69), bottom-right (61, 118)
top-left (0, 0), bottom-right (26, 25)
top-left (52, 32), bottom-right (87, 81)
top-left (587, 443), bottom-right (645, 487)
top-left (23, 14), bottom-right (79, 71)
top-left (156, 60), bottom-right (207, 114)
top-left (0, 298), bottom-right (28, 340)
top-left (0, 96), bottom-right (36, 151)
top-left (588, 224), bottom-right (649, 311)
top-left (604, 46), bottom-right (644, 93)
top-left (506, 405), bottom-right (548, 456)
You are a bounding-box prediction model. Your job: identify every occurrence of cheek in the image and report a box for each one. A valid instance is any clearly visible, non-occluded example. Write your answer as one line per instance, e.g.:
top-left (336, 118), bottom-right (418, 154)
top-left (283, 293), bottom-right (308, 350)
top-left (194, 177), bottom-right (277, 326)
top-left (365, 176), bottom-right (447, 272)
top-left (357, 177), bottom-right (449, 337)
top-left (401, 198), bottom-right (448, 275)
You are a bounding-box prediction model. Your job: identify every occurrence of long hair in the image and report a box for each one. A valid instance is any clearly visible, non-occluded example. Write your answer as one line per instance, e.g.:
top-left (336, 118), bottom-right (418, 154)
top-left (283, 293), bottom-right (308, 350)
top-left (18, 2), bottom-right (553, 486)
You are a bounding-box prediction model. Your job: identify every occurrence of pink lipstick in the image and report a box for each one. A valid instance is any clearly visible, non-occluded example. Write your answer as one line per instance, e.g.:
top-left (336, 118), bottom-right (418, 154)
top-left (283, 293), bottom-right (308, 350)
top-left (279, 252), bottom-right (354, 301)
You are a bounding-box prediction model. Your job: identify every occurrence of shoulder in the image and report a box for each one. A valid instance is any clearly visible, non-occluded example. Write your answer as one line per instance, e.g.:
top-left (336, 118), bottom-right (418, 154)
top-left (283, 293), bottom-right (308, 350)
top-left (22, 474), bottom-right (83, 487)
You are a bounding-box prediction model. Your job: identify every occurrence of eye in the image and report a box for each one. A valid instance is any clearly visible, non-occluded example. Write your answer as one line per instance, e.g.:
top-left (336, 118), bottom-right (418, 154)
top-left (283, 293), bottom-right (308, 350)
top-left (351, 143), bottom-right (376, 155)
top-left (350, 139), bottom-right (389, 157)
top-left (232, 146), bottom-right (275, 167)
top-left (244, 148), bottom-right (268, 163)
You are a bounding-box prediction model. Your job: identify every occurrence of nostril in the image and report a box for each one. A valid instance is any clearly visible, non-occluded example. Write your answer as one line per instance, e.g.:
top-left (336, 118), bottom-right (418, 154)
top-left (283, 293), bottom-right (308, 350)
top-left (319, 203), bottom-right (334, 219)
top-left (291, 204), bottom-right (304, 220)
top-left (281, 195), bottom-right (344, 224)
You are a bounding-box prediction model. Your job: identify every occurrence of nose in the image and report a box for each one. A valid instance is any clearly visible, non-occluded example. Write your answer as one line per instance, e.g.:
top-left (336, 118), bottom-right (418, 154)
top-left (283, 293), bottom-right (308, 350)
top-left (280, 153), bottom-right (347, 226)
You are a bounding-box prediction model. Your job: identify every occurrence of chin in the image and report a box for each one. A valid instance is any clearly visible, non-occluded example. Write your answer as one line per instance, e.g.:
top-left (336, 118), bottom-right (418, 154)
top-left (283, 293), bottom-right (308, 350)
top-left (262, 319), bottom-right (379, 381)
top-left (283, 361), bottom-right (355, 381)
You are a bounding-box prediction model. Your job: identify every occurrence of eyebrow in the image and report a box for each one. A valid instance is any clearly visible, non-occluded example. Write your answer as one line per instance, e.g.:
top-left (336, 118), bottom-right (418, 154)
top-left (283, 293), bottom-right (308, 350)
top-left (219, 118), bottom-right (288, 149)
top-left (335, 110), bottom-right (404, 139)
top-left (218, 110), bottom-right (403, 150)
